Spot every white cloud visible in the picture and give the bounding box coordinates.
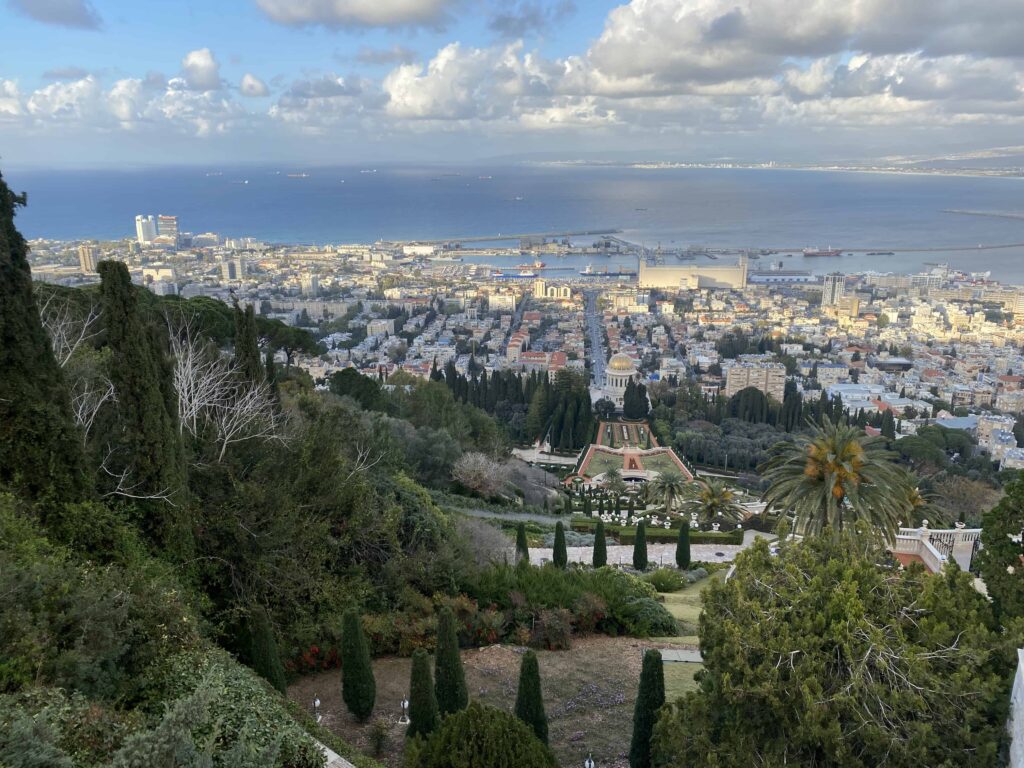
[240,73,270,97]
[181,48,222,92]
[26,76,103,121]
[255,0,457,28]
[0,80,25,119]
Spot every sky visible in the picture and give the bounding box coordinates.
[2,0,1024,168]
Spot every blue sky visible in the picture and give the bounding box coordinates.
[2,0,1023,167]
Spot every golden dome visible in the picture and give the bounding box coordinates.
[607,353,636,372]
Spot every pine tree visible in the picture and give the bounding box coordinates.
[676,522,691,570]
[515,522,530,563]
[514,650,548,745]
[249,606,286,694]
[233,301,263,383]
[593,518,607,568]
[407,648,439,739]
[633,521,648,570]
[0,171,87,503]
[553,521,568,569]
[629,649,665,768]
[341,608,376,721]
[434,607,468,715]
[98,260,187,540]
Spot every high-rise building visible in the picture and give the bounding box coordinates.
[300,273,320,297]
[724,362,786,401]
[220,257,246,281]
[135,215,157,244]
[78,243,99,273]
[822,273,845,307]
[157,215,179,242]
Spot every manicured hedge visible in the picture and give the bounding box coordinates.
[570,519,744,545]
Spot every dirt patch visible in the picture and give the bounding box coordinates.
[287,635,676,768]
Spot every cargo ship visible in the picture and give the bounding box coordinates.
[580,264,638,277]
[516,260,546,269]
[802,247,842,257]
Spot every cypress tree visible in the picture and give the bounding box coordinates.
[629,649,665,768]
[98,260,187,541]
[553,521,568,569]
[514,650,548,745]
[593,518,607,568]
[676,522,691,570]
[341,608,376,721]
[633,521,648,571]
[515,522,530,563]
[434,607,468,715]
[0,171,87,504]
[233,301,263,383]
[264,348,279,401]
[407,648,439,739]
[249,606,287,694]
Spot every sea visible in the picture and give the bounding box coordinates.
[8,164,1024,283]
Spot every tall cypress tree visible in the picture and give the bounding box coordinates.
[676,523,691,570]
[629,649,665,768]
[0,172,87,503]
[434,607,468,715]
[553,521,568,569]
[593,518,607,568]
[98,260,187,538]
[515,522,530,563]
[233,301,263,383]
[407,648,439,739]
[249,606,287,694]
[633,521,648,571]
[514,650,548,745]
[341,608,376,721]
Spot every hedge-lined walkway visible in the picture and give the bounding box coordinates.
[523,531,772,567]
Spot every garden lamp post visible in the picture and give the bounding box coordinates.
[584,753,596,768]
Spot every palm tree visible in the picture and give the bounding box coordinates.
[646,471,689,514]
[679,478,745,523]
[604,468,626,497]
[761,418,914,543]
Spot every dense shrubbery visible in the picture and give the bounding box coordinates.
[643,567,708,593]
[403,701,558,768]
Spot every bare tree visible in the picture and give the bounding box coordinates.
[210,380,285,462]
[168,316,237,438]
[69,370,115,443]
[453,452,508,498]
[166,311,286,462]
[38,291,101,367]
[99,445,176,504]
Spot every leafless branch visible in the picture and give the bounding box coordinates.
[39,292,101,367]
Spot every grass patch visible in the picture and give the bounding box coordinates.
[289,636,668,768]
[663,662,703,701]
[582,451,623,478]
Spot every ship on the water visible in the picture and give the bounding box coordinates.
[580,264,638,277]
[802,247,842,257]
[516,260,546,269]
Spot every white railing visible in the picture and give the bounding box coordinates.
[897,526,982,571]
[891,533,948,574]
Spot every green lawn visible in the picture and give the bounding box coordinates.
[641,452,685,475]
[664,662,703,701]
[659,570,726,635]
[583,450,623,478]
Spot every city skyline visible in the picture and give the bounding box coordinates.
[3,0,1024,168]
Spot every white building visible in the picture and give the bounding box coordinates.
[822,273,845,307]
[301,273,320,297]
[604,352,640,408]
[134,215,157,244]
